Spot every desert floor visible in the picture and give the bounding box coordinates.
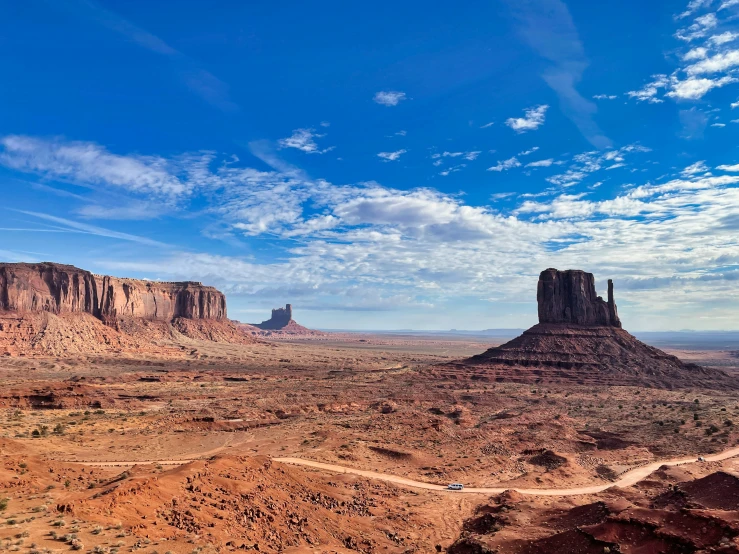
[1,333,738,553]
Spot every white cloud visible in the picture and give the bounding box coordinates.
[719,0,739,8]
[525,159,554,168]
[480,122,495,128]
[373,91,407,106]
[0,135,189,196]
[545,145,651,187]
[593,94,617,100]
[505,105,549,132]
[676,12,718,41]
[433,151,480,162]
[709,31,739,45]
[627,74,669,103]
[686,48,739,74]
[518,147,540,156]
[278,128,334,154]
[8,133,739,329]
[682,160,709,175]
[717,163,739,170]
[712,122,727,126]
[666,75,737,99]
[487,157,521,172]
[377,149,407,162]
[439,164,467,177]
[677,0,714,19]
[683,47,708,60]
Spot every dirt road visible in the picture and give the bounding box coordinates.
[274,445,739,496]
[67,446,739,496]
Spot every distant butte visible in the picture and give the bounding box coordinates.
[441,268,737,389]
[246,304,323,336]
[255,304,294,330]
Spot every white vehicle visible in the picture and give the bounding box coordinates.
[698,456,705,462]
[447,483,464,491]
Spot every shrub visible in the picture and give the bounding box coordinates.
[0,498,8,512]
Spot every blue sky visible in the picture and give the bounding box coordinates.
[2,0,739,330]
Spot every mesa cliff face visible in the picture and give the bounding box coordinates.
[0,262,226,321]
[537,268,620,327]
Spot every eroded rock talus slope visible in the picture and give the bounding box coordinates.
[442,268,736,388]
[0,262,254,356]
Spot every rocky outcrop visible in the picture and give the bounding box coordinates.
[254,304,293,330]
[537,268,620,327]
[445,268,737,389]
[0,262,227,322]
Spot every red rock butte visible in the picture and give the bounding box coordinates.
[255,304,293,330]
[441,268,737,389]
[0,262,227,322]
[0,262,258,356]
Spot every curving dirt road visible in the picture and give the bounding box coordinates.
[274,445,739,496]
[66,445,739,496]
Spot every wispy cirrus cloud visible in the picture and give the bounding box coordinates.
[0,135,189,196]
[526,158,554,168]
[12,210,170,247]
[504,0,610,148]
[545,145,651,187]
[58,0,238,112]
